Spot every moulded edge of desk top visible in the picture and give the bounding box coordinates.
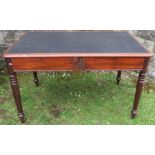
[2,51,153,58]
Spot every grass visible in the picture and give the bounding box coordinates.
[0,71,155,125]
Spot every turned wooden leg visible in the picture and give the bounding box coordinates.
[131,70,146,118]
[5,58,25,123]
[33,72,39,87]
[116,71,121,85]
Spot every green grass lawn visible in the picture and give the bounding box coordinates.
[0,71,155,125]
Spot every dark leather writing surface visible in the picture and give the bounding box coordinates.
[9,31,147,53]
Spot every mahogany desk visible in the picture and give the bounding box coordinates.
[3,31,152,123]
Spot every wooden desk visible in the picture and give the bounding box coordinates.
[3,31,152,123]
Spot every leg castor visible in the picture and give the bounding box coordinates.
[131,110,137,119]
[33,72,39,87]
[116,71,121,85]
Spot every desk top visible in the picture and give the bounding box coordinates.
[4,31,151,58]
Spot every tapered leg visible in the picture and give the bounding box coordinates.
[5,58,25,123]
[131,71,146,118]
[33,72,39,87]
[116,71,121,85]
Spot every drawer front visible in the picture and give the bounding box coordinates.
[85,57,145,70]
[12,57,74,71]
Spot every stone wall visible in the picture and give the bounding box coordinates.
[130,30,155,78]
[0,30,155,79]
